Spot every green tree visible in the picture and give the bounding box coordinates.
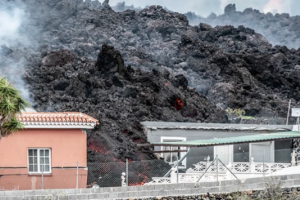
[0,77,28,138]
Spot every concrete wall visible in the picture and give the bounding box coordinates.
[1,173,300,200]
[0,129,87,190]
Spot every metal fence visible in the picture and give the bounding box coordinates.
[0,148,296,190]
[86,148,295,187]
[234,149,292,163]
[87,159,171,187]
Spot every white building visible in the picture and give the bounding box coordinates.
[140,122,300,183]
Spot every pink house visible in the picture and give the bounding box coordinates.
[0,112,98,190]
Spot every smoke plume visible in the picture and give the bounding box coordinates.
[111,0,299,16]
[0,8,24,45]
[263,0,292,14]
[0,1,35,105]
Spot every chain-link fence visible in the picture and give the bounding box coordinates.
[233,149,292,163]
[86,148,296,187]
[0,148,296,190]
[87,159,171,187]
[87,161,126,187]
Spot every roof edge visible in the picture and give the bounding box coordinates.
[150,131,300,147]
[17,112,99,125]
[23,124,96,129]
[141,121,293,131]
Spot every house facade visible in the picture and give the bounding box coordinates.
[0,112,98,190]
[141,122,297,169]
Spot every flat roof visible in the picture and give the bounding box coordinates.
[141,122,293,131]
[149,131,300,147]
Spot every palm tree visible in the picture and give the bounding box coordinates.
[0,77,29,138]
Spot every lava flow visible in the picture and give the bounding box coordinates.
[128,174,148,186]
[174,98,184,110]
[88,141,109,155]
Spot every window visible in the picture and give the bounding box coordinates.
[161,137,186,168]
[28,148,51,173]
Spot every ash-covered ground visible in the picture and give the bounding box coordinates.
[1,0,300,161]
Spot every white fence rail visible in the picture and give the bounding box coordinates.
[187,161,291,174]
[146,160,292,184]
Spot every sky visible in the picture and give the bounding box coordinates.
[109,0,299,17]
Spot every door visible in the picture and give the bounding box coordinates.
[251,142,274,163]
[214,145,232,164]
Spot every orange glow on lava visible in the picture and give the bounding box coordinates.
[88,142,109,155]
[133,138,142,142]
[129,174,148,186]
[174,98,183,110]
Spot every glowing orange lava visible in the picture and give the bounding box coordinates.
[129,174,148,186]
[174,98,183,110]
[88,143,109,155]
[133,138,142,142]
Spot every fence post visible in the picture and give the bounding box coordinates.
[206,155,210,169]
[291,150,296,166]
[76,162,78,189]
[176,156,179,183]
[250,157,255,173]
[170,168,176,183]
[286,99,291,125]
[41,163,44,189]
[126,159,129,187]
[121,172,126,187]
[216,155,219,182]
[263,151,265,180]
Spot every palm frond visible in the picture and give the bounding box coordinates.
[0,98,17,116]
[0,77,28,137]
[2,117,24,134]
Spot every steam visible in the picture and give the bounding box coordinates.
[220,0,231,11]
[0,1,34,105]
[0,8,24,45]
[263,0,292,14]
[111,0,299,16]
[220,0,294,15]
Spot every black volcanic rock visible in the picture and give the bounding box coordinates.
[101,0,110,10]
[28,45,228,162]
[199,23,212,31]
[95,44,126,75]
[224,4,236,15]
[186,4,300,49]
[1,0,300,164]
